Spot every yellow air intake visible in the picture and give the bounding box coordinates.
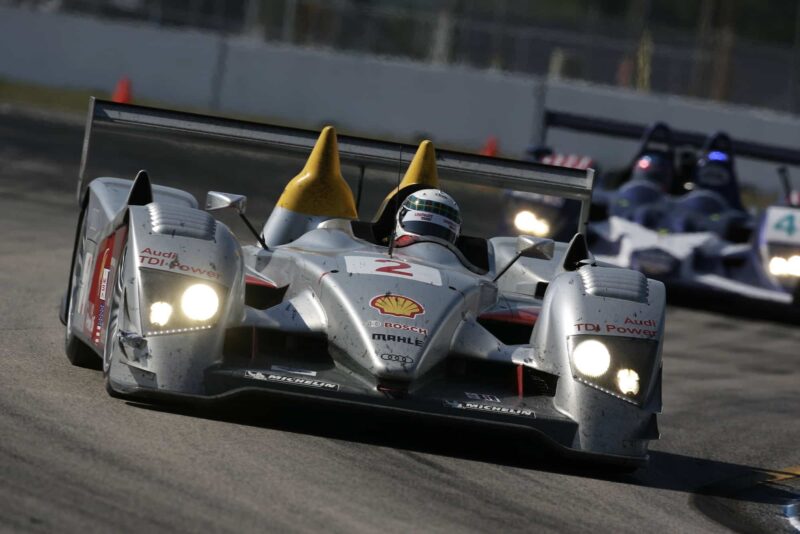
[381,140,439,207]
[276,126,358,219]
[399,140,439,190]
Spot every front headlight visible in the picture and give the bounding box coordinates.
[514,210,550,236]
[149,301,173,326]
[569,335,659,405]
[181,283,219,321]
[616,369,640,395]
[572,339,610,377]
[139,269,224,336]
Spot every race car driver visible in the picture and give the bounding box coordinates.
[394,189,461,246]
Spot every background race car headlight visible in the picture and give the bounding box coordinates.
[568,335,659,405]
[768,255,800,277]
[513,210,550,236]
[572,339,610,377]
[139,269,225,336]
[764,243,800,288]
[181,284,219,321]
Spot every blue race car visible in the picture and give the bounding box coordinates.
[506,112,800,320]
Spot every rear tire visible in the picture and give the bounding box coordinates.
[64,202,102,370]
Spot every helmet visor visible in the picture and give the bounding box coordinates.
[400,220,457,243]
[399,208,459,243]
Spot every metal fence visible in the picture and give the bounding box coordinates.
[5,0,800,114]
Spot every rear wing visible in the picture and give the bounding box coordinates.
[542,110,800,166]
[79,98,595,233]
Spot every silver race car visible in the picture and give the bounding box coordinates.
[61,99,665,468]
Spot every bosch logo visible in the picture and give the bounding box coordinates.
[380,354,415,364]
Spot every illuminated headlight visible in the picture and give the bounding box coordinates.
[140,269,224,335]
[769,255,800,277]
[572,339,610,377]
[569,336,659,406]
[514,210,550,236]
[616,369,640,396]
[792,256,800,276]
[149,301,172,326]
[181,283,220,321]
[769,256,788,276]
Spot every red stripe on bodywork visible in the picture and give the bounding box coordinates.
[245,274,276,288]
[540,153,594,170]
[86,233,116,344]
[84,226,128,348]
[478,308,539,326]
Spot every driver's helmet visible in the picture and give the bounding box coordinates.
[630,153,673,191]
[395,189,461,244]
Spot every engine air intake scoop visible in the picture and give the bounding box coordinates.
[276,126,357,219]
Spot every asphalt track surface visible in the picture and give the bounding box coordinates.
[1,107,799,533]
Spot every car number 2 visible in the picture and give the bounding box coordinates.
[344,256,442,286]
[374,259,413,277]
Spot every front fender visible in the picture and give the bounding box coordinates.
[107,202,244,395]
[531,264,665,457]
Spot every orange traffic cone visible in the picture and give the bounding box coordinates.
[111,76,132,104]
[479,136,498,157]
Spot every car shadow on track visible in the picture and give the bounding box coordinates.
[126,395,794,508]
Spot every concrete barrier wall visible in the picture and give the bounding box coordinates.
[0,7,221,109]
[219,38,539,153]
[0,7,541,154]
[1,5,799,188]
[542,81,800,186]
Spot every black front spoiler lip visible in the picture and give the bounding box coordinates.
[112,372,649,468]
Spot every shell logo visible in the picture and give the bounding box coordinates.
[370,294,424,318]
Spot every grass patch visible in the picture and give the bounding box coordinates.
[0,78,107,115]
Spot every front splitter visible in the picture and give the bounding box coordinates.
[109,366,649,469]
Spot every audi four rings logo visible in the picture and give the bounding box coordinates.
[380,354,415,364]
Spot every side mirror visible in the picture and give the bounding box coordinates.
[494,235,556,282]
[206,191,247,214]
[516,235,554,260]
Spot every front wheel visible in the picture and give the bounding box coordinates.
[103,245,127,399]
[64,202,102,370]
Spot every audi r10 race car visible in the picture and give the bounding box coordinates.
[511,111,800,319]
[61,99,666,468]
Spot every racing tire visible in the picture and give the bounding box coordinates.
[103,243,128,399]
[64,201,102,370]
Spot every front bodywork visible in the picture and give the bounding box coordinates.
[105,225,664,463]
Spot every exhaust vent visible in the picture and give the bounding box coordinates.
[148,204,216,240]
[579,266,648,303]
